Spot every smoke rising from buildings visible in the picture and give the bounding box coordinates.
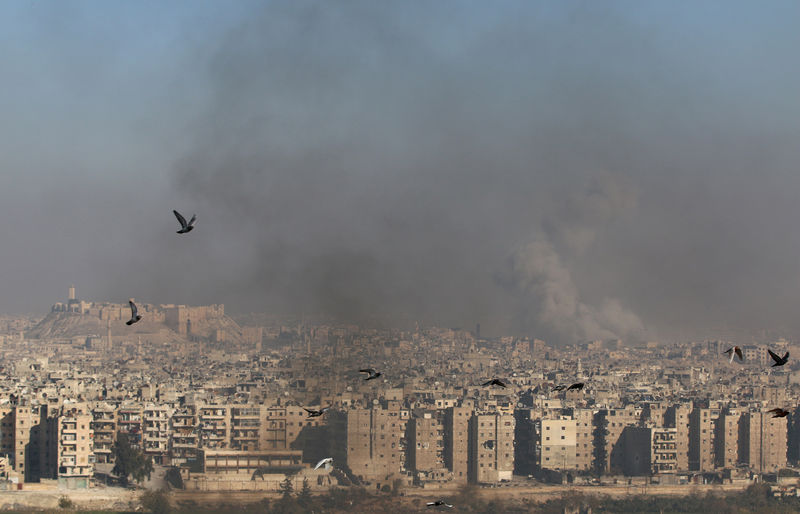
[2,2,800,343]
[170,1,654,342]
[502,174,644,343]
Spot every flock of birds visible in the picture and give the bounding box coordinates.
[121,213,793,508]
[723,345,791,419]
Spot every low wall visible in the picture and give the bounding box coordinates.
[185,470,334,492]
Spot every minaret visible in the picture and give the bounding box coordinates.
[106,319,112,353]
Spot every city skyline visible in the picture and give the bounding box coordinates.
[0,298,797,511]
[2,2,800,509]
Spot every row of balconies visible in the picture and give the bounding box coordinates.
[200,410,227,418]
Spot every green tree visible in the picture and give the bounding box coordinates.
[112,433,154,485]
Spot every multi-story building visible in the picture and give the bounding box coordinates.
[29,404,58,482]
[573,409,594,472]
[741,346,769,367]
[468,413,514,483]
[689,406,721,471]
[199,405,230,450]
[538,416,577,471]
[665,403,691,471]
[90,404,116,464]
[606,405,641,474]
[143,404,171,464]
[346,403,408,483]
[346,409,371,479]
[621,426,677,475]
[444,405,471,482]
[0,403,33,478]
[170,406,199,466]
[263,404,314,450]
[57,406,94,488]
[231,406,261,451]
[714,408,741,469]
[651,427,678,474]
[740,410,787,472]
[407,412,444,474]
[117,405,143,450]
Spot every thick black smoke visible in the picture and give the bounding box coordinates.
[166,2,650,343]
[158,1,800,343]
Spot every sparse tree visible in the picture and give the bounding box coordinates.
[58,496,74,510]
[279,474,294,499]
[298,478,313,505]
[140,489,171,514]
[112,433,154,485]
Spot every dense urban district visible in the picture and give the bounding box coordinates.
[1,288,800,511]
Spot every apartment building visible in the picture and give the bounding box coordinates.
[170,405,199,466]
[142,404,171,464]
[665,403,691,471]
[263,404,314,450]
[606,405,642,474]
[199,405,229,450]
[689,406,721,471]
[538,417,577,471]
[346,404,409,483]
[714,408,741,469]
[741,346,769,367]
[621,426,677,475]
[117,405,143,450]
[407,412,444,473]
[231,406,261,451]
[90,404,116,464]
[573,409,594,472]
[740,410,787,472]
[57,406,94,488]
[468,413,514,483]
[0,403,33,478]
[444,405,471,482]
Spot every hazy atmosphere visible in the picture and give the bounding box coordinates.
[3,0,800,343]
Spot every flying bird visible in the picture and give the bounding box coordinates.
[767,408,790,418]
[359,368,382,381]
[723,346,743,363]
[303,406,329,418]
[126,300,142,326]
[567,382,584,391]
[173,210,197,234]
[426,500,454,508]
[552,385,567,392]
[768,349,790,367]
[314,457,333,470]
[482,379,507,388]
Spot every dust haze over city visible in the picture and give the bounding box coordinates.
[2,1,800,512]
